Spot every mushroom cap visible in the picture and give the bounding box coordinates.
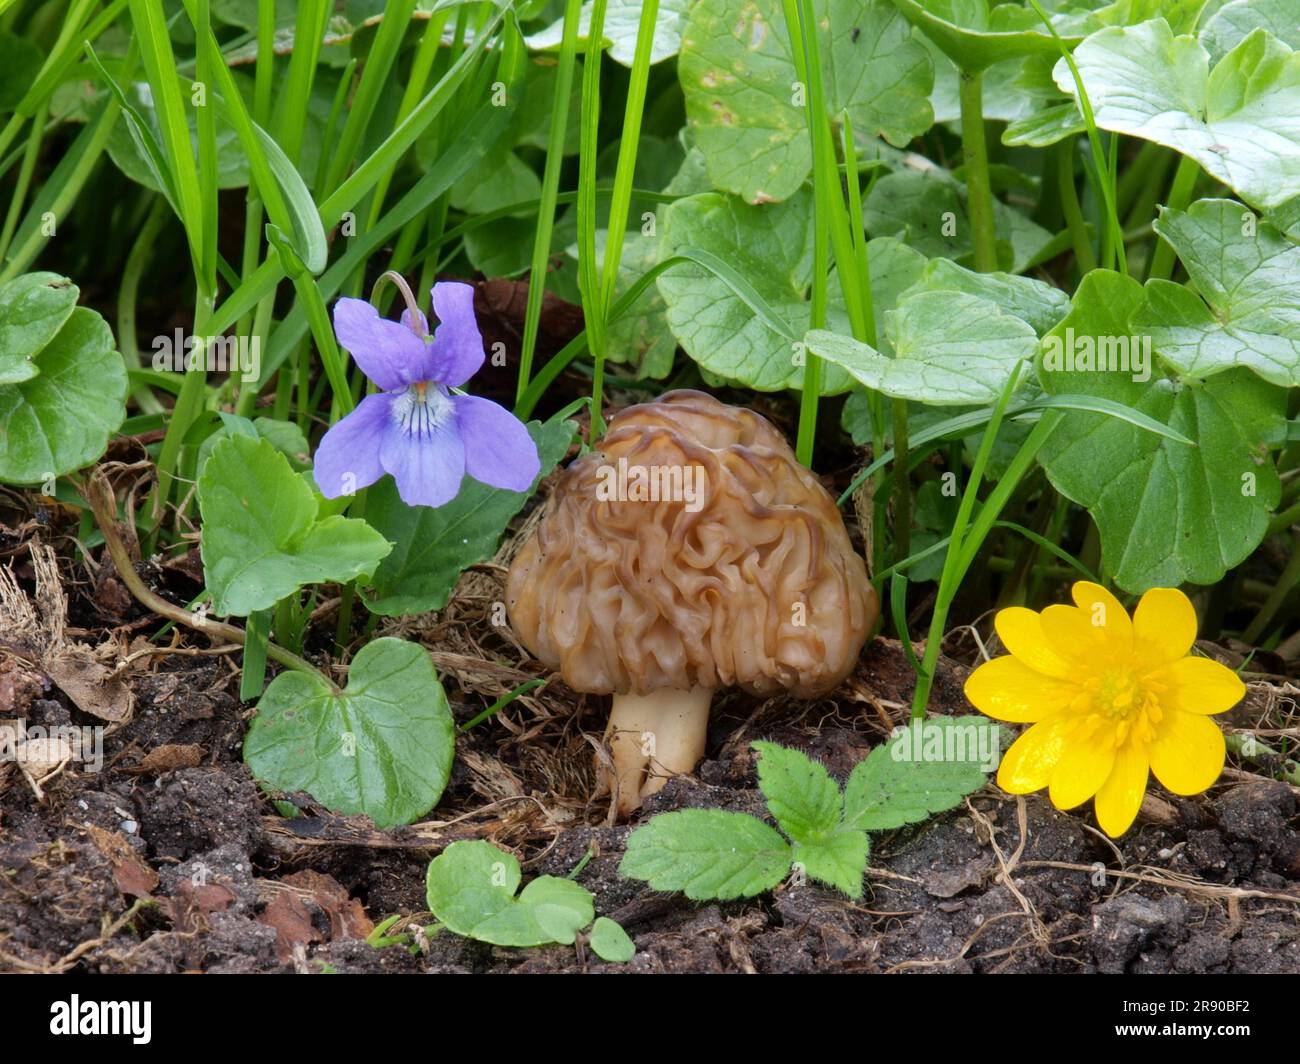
[507,390,877,699]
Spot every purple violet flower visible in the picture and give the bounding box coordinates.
[313,281,539,508]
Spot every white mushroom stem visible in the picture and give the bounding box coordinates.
[604,688,713,817]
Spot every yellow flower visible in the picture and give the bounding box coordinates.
[964,582,1244,837]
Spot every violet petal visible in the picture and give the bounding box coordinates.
[454,394,539,492]
[312,392,393,498]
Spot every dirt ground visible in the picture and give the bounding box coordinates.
[3,536,1298,977]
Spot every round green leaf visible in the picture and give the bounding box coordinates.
[680,0,933,204]
[0,272,78,385]
[245,638,454,828]
[589,917,636,963]
[890,0,1084,72]
[0,305,126,484]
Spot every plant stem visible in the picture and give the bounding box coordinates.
[1242,531,1300,645]
[84,470,334,689]
[1146,154,1200,282]
[958,69,997,273]
[890,398,911,564]
[1056,138,1096,275]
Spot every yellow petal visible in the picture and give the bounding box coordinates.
[1049,732,1116,810]
[1070,581,1133,652]
[994,607,1077,679]
[1133,587,1197,665]
[1153,656,1245,715]
[997,717,1074,794]
[1093,742,1149,838]
[1039,604,1107,661]
[965,656,1078,723]
[1148,711,1226,796]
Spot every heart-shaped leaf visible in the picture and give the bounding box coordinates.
[806,290,1039,404]
[680,0,933,204]
[1037,269,1286,591]
[0,272,78,385]
[1134,198,1300,387]
[425,840,595,946]
[1054,22,1300,210]
[0,300,126,484]
[199,433,391,615]
[245,637,455,828]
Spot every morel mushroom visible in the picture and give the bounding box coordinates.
[507,390,877,815]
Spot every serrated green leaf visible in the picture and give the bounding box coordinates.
[679,0,933,204]
[619,809,792,900]
[362,419,573,616]
[1133,199,1300,387]
[0,305,126,484]
[843,717,997,831]
[1037,269,1286,591]
[0,272,78,385]
[588,917,636,963]
[199,434,392,615]
[792,829,870,898]
[806,291,1039,405]
[426,840,595,947]
[245,638,455,828]
[1056,21,1300,210]
[752,741,842,844]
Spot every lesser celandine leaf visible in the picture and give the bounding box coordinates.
[0,303,126,484]
[752,741,842,843]
[1199,0,1300,62]
[363,419,573,616]
[656,192,929,391]
[199,434,391,616]
[842,717,997,831]
[619,809,793,900]
[863,168,1054,272]
[806,290,1039,404]
[1134,199,1300,387]
[1054,22,1300,210]
[0,272,78,385]
[899,258,1071,337]
[889,0,1085,72]
[525,0,693,66]
[679,0,933,204]
[1036,270,1286,591]
[426,840,595,947]
[245,638,455,828]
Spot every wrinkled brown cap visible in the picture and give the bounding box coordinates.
[507,390,877,699]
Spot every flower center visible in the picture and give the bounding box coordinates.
[1076,668,1164,747]
[392,381,453,439]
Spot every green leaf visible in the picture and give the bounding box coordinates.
[1056,21,1300,210]
[1133,198,1300,387]
[900,257,1071,337]
[362,419,573,616]
[657,192,926,392]
[792,830,870,899]
[619,809,793,900]
[679,0,933,204]
[526,0,693,65]
[426,840,595,947]
[1037,269,1286,590]
[588,917,636,963]
[196,414,312,477]
[864,168,1054,273]
[889,0,1085,71]
[843,717,997,831]
[0,272,78,385]
[1200,0,1300,63]
[0,305,126,484]
[806,290,1039,404]
[0,31,44,112]
[245,638,455,828]
[199,434,392,616]
[752,741,842,844]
